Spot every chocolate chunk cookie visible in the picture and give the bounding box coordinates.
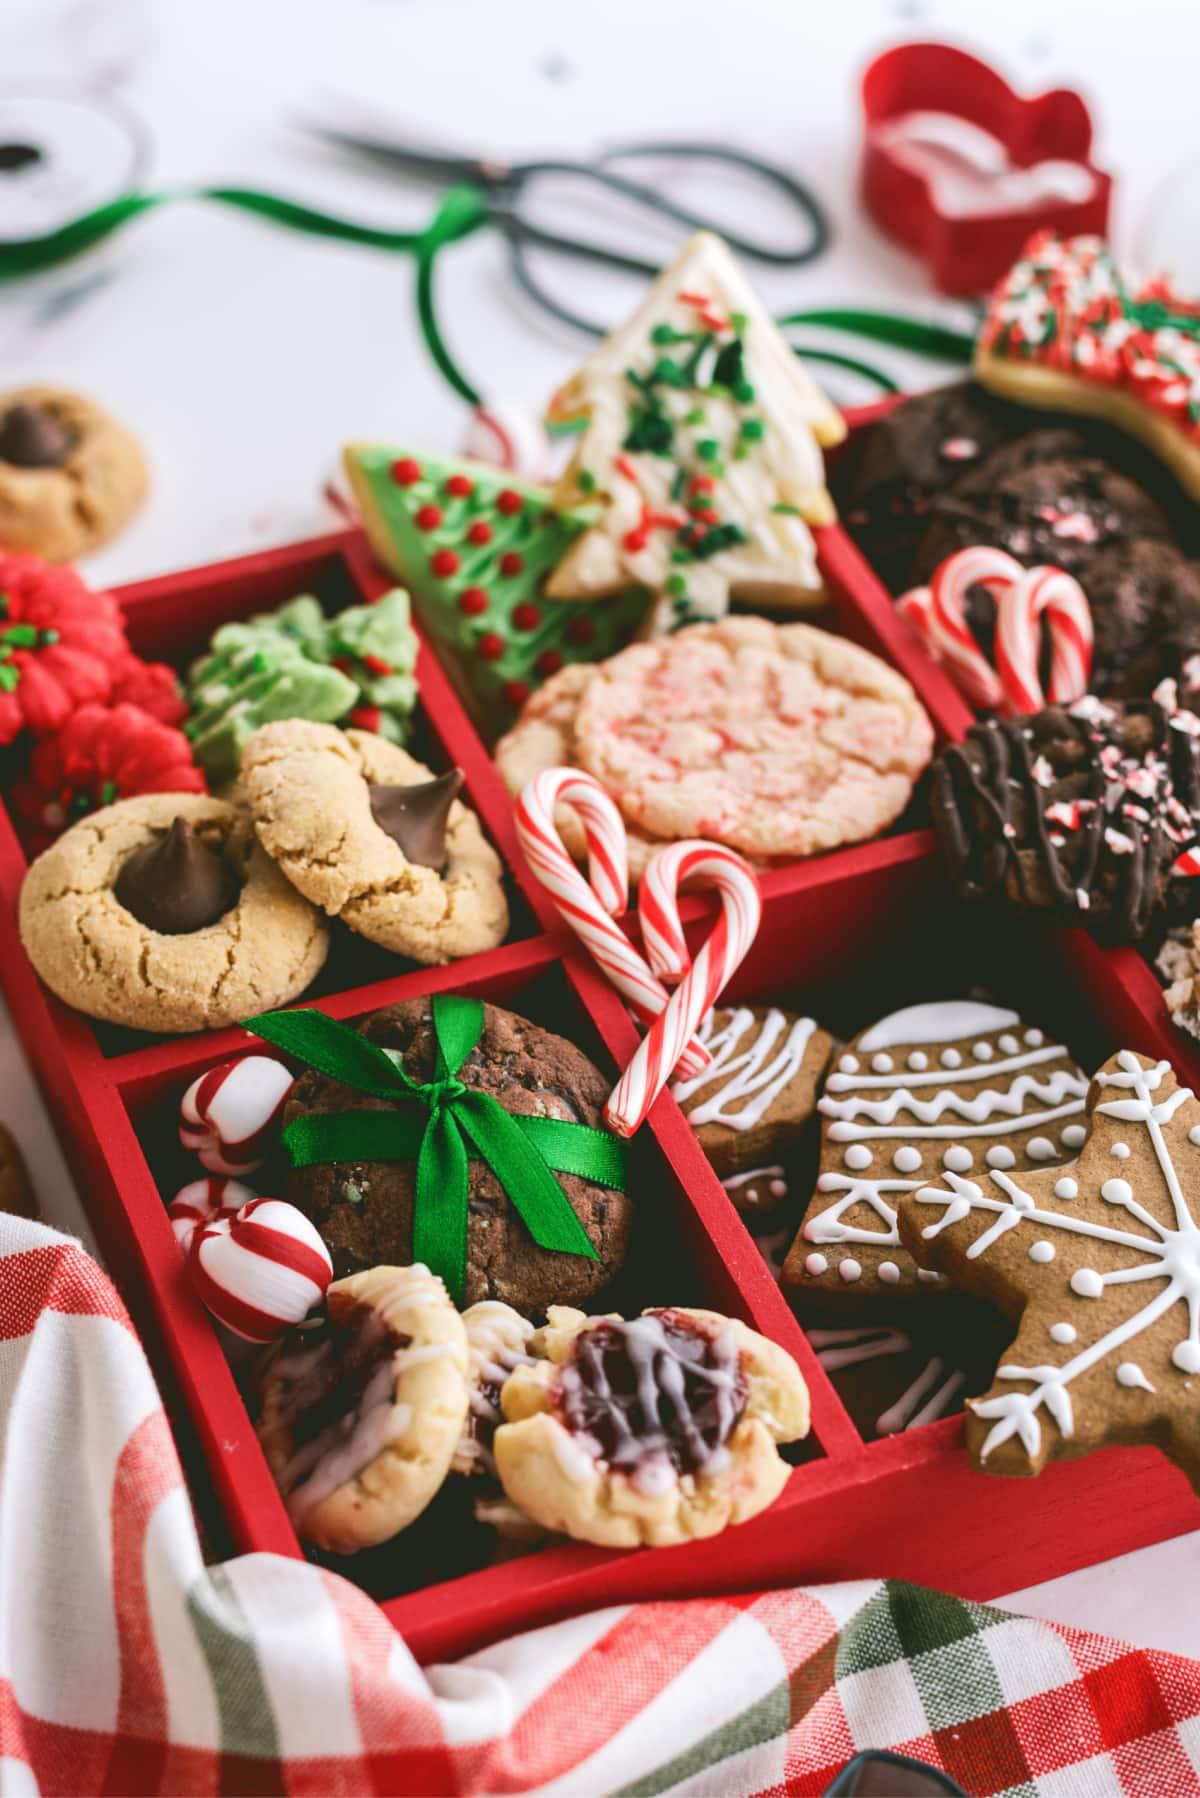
[931,698,1200,939]
[286,999,634,1310]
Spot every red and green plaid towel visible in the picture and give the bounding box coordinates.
[2,1212,1198,1797]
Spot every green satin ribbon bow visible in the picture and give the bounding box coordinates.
[243,994,625,1302]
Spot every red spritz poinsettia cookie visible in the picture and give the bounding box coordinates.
[0,554,128,744]
[107,651,187,726]
[10,702,206,853]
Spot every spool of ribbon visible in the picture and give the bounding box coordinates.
[243,993,627,1303]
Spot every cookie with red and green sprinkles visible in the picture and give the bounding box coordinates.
[343,444,649,737]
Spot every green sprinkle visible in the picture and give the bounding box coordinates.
[664,572,688,597]
[0,661,22,692]
[711,338,745,392]
[696,438,720,462]
[670,467,687,503]
[651,322,681,345]
[670,548,694,565]
[684,406,706,426]
[0,593,8,616]
[2,624,40,648]
[734,380,756,404]
[577,468,597,495]
[740,418,765,442]
[691,521,748,560]
[652,357,685,387]
[731,312,748,335]
[38,628,60,647]
[623,408,674,456]
[772,503,802,516]
[99,780,118,806]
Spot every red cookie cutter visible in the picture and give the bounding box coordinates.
[860,42,1112,296]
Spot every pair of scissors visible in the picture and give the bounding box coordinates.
[304,122,830,337]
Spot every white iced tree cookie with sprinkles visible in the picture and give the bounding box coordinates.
[544,230,845,626]
[898,1051,1200,1489]
[783,1000,1088,1296]
[493,1304,809,1548]
[975,232,1200,501]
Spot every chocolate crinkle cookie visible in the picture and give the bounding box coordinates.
[931,695,1200,940]
[286,999,634,1310]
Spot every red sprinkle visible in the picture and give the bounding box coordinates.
[467,520,493,546]
[497,489,523,515]
[614,455,640,484]
[331,655,354,675]
[458,587,489,616]
[431,548,460,577]
[445,473,474,497]
[512,603,541,631]
[361,653,394,677]
[349,704,382,731]
[566,616,595,646]
[689,475,717,494]
[390,458,421,486]
[536,649,564,678]
[477,631,505,661]
[502,680,531,708]
[416,504,442,530]
[499,551,525,577]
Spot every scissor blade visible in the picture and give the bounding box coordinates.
[297,117,505,187]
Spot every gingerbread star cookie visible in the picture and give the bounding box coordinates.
[898,1050,1200,1489]
[784,1000,1088,1295]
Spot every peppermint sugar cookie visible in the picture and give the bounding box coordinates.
[494,1304,809,1548]
[898,1051,1200,1488]
[674,1005,834,1210]
[784,1000,1088,1296]
[257,1263,469,1552]
[574,617,934,859]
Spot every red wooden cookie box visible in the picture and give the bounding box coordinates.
[1,406,1198,1666]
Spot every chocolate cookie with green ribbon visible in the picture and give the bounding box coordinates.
[246,994,634,1310]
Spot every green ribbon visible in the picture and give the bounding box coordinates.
[243,993,622,1302]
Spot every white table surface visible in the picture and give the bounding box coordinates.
[5,0,1200,1657]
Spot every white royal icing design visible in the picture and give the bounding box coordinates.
[914,1053,1200,1465]
[803,1003,1086,1283]
[808,1327,967,1435]
[676,1008,817,1131]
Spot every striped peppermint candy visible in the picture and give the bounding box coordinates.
[179,1055,295,1176]
[515,766,710,1079]
[189,1198,333,1343]
[994,564,1093,715]
[606,843,762,1137]
[167,1177,256,1256]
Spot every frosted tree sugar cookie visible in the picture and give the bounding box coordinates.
[544,231,844,624]
[257,1263,469,1552]
[493,1304,809,1548]
[674,1006,834,1212]
[573,617,934,859]
[898,1051,1200,1490]
[784,1000,1088,1296]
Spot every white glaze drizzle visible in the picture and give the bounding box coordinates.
[913,1054,1200,1465]
[675,1007,817,1131]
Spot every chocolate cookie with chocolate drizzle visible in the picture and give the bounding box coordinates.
[932,696,1200,939]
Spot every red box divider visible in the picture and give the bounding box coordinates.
[3,408,1198,1664]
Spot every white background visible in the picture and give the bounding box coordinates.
[4,0,1200,1654]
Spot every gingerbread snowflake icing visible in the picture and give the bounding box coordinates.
[900,1050,1200,1486]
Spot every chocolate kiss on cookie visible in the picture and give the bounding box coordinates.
[783,1000,1087,1297]
[897,1049,1200,1489]
[368,768,463,870]
[0,402,74,469]
[114,816,240,934]
[672,1005,834,1214]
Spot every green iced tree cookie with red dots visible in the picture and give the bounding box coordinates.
[343,445,649,735]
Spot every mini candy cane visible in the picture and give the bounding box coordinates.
[179,1055,295,1176]
[516,767,710,1079]
[605,844,762,1137]
[189,1197,332,1343]
[994,564,1093,714]
[168,1176,256,1255]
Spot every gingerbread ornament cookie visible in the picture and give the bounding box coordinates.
[784,1000,1088,1295]
[898,1050,1200,1488]
[674,1005,833,1210]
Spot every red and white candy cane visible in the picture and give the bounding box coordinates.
[605,843,762,1137]
[189,1197,333,1343]
[179,1054,295,1176]
[168,1176,255,1255]
[899,547,1093,717]
[993,564,1093,714]
[515,767,710,1079]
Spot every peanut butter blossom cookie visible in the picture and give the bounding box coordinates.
[785,1000,1087,1296]
[0,385,147,561]
[239,721,507,964]
[19,793,329,1033]
[258,1262,470,1552]
[494,1303,809,1548]
[573,617,934,858]
[343,445,647,735]
[898,1050,1200,1490]
[545,229,844,626]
